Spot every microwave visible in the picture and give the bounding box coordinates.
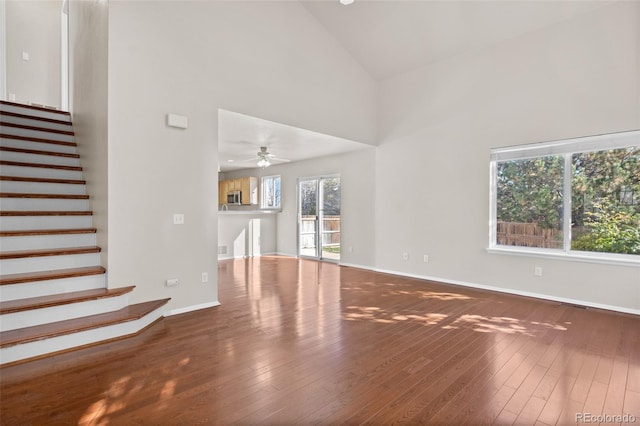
[227,190,242,205]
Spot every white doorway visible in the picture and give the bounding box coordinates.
[298,176,341,261]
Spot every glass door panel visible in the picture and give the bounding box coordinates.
[320,177,341,261]
[298,176,341,261]
[299,179,318,257]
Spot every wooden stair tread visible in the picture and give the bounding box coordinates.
[0,111,72,126]
[0,266,106,286]
[0,122,74,136]
[0,193,89,199]
[0,299,170,348]
[0,146,79,159]
[0,211,92,216]
[0,160,82,172]
[0,134,76,147]
[0,286,135,314]
[0,228,96,237]
[0,246,101,260]
[0,176,85,184]
[0,100,70,117]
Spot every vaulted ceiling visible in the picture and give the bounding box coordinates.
[219,0,612,171]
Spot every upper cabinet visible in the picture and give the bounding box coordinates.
[219,176,258,205]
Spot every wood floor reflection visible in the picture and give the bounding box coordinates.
[1,256,639,425]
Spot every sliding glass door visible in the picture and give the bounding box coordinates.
[298,176,341,261]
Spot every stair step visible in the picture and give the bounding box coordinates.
[0,160,82,172]
[0,210,92,217]
[0,122,74,136]
[0,265,105,286]
[0,228,96,237]
[0,195,89,212]
[0,193,89,200]
[1,131,75,146]
[0,246,101,260]
[0,286,134,315]
[1,271,106,302]
[0,111,74,133]
[0,229,97,251]
[0,101,71,122]
[0,146,79,158]
[0,299,170,348]
[0,215,92,232]
[0,176,85,185]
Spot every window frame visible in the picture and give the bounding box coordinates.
[488,130,640,266]
[260,175,282,211]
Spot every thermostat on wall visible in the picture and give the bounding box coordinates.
[167,113,188,129]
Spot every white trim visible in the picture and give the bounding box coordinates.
[487,246,640,267]
[0,0,6,101]
[373,267,640,316]
[490,130,640,161]
[339,261,376,271]
[164,301,220,317]
[60,0,68,111]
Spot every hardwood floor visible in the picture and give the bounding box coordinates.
[1,256,639,425]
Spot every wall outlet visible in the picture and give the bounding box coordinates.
[423,254,429,263]
[534,266,543,277]
[202,272,209,283]
[402,252,409,261]
[173,213,185,225]
[166,278,179,287]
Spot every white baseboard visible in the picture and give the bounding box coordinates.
[374,267,640,316]
[164,301,220,317]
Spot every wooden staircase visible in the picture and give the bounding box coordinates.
[0,101,169,366]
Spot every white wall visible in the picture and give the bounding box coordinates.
[5,0,61,107]
[224,147,377,268]
[68,0,109,269]
[218,213,277,259]
[105,1,376,312]
[376,2,640,313]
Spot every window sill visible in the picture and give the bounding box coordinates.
[486,246,640,267]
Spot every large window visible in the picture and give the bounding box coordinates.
[261,175,281,210]
[490,130,639,263]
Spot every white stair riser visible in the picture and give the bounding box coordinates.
[1,294,130,332]
[0,233,96,251]
[0,308,163,365]
[0,273,106,301]
[0,215,92,231]
[0,104,70,122]
[0,126,75,143]
[0,252,101,274]
[0,180,86,195]
[0,165,83,180]
[0,115,73,132]
[0,197,89,211]
[0,138,77,154]
[0,150,80,167]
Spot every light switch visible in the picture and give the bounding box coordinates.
[22,52,29,61]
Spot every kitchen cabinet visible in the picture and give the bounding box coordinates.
[218,180,228,204]
[240,177,258,205]
[219,176,258,205]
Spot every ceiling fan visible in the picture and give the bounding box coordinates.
[238,146,291,169]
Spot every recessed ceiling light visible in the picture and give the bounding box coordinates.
[227,159,234,163]
[340,0,354,5]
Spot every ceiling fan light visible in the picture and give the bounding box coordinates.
[257,158,271,168]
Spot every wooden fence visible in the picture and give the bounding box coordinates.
[497,221,562,249]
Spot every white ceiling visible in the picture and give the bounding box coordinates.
[220,0,612,171]
[301,0,611,81]
[218,109,370,172]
